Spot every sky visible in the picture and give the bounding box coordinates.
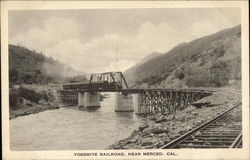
[9,8,240,73]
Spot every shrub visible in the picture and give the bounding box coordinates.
[210,61,231,87]
[9,89,19,110]
[184,64,213,87]
[18,87,42,103]
[214,45,225,57]
[9,69,19,83]
[175,70,185,79]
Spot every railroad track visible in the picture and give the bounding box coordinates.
[160,102,242,149]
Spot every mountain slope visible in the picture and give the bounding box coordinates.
[9,44,86,84]
[124,25,241,88]
[124,52,162,85]
[137,52,162,65]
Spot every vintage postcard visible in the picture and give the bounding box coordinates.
[1,1,249,160]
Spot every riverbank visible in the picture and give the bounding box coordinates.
[107,90,241,149]
[9,84,61,119]
[10,104,60,119]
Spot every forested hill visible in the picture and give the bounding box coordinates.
[124,25,241,88]
[9,44,87,84]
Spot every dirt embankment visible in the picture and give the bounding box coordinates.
[9,84,62,119]
[107,90,241,149]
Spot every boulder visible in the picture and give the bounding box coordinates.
[169,134,176,140]
[140,132,149,137]
[38,99,47,104]
[145,126,168,134]
[155,117,168,123]
[139,123,149,132]
[176,114,186,122]
[140,137,157,146]
[127,138,138,144]
[163,137,171,143]
[147,116,157,121]
[26,102,33,107]
[130,130,139,138]
[192,111,198,116]
[185,125,193,131]
[167,115,175,121]
[192,102,211,108]
[195,131,202,136]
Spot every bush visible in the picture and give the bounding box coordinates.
[9,89,19,110]
[9,69,19,83]
[184,63,213,87]
[210,61,231,87]
[175,70,185,79]
[18,87,42,103]
[214,45,225,57]
[185,61,231,87]
[186,73,212,87]
[9,86,54,110]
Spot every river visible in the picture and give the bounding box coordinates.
[10,93,145,150]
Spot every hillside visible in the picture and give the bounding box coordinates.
[9,44,89,115]
[124,52,162,85]
[9,44,87,85]
[124,25,241,88]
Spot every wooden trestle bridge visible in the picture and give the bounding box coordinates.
[58,72,214,114]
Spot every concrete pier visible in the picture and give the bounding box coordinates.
[78,92,100,108]
[78,92,85,107]
[84,92,100,108]
[133,94,147,114]
[115,93,134,112]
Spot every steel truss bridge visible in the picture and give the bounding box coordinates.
[58,72,214,115]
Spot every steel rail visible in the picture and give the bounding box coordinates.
[229,132,242,148]
[160,102,241,149]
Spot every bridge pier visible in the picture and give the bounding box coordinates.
[115,93,134,112]
[133,94,146,114]
[78,92,100,108]
[78,92,85,107]
[84,92,100,108]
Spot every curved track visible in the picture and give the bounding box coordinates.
[160,102,242,149]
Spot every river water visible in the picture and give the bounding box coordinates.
[10,93,145,150]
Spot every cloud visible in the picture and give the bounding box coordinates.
[11,16,83,53]
[10,13,240,73]
[88,59,137,73]
[135,21,182,52]
[43,21,182,73]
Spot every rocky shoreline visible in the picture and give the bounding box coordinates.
[107,90,241,149]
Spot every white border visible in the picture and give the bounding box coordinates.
[1,1,249,160]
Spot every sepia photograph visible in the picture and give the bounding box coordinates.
[1,1,249,160]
